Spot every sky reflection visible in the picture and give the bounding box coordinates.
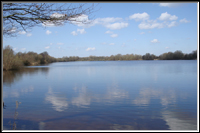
[71,86,91,108]
[45,87,68,112]
[104,82,129,103]
[162,110,197,130]
[3,85,34,99]
[3,61,197,130]
[133,88,176,106]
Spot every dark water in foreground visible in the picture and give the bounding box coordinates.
[3,60,197,130]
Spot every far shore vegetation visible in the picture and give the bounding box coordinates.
[3,45,197,71]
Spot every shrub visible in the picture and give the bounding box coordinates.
[3,46,23,70]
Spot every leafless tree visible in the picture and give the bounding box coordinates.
[3,2,98,37]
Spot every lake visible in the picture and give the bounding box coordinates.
[3,60,197,130]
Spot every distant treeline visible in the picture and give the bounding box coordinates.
[56,50,197,61]
[3,45,197,71]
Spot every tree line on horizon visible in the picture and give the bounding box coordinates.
[3,45,197,71]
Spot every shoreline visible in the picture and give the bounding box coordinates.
[3,59,197,71]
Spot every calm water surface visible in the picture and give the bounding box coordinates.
[3,60,197,130]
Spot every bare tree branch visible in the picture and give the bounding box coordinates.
[3,2,99,37]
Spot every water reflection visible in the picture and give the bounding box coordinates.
[3,91,20,98]
[45,87,68,112]
[110,124,135,130]
[3,85,34,98]
[20,86,34,93]
[72,86,91,108]
[71,83,129,107]
[162,110,197,130]
[105,83,129,102]
[7,101,21,130]
[38,121,45,130]
[133,88,176,106]
[3,61,197,130]
[132,87,196,130]
[3,67,49,86]
[86,67,96,76]
[45,83,129,111]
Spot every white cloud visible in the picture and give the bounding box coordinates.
[170,15,178,21]
[165,47,170,49]
[71,31,78,36]
[158,12,178,21]
[69,15,129,30]
[57,43,64,45]
[151,39,159,43]
[138,20,165,29]
[18,31,34,37]
[42,22,56,27]
[105,22,129,30]
[132,12,180,30]
[77,29,86,34]
[95,17,128,30]
[129,12,150,21]
[18,31,26,34]
[180,18,191,23]
[86,17,123,28]
[86,47,95,51]
[69,14,92,27]
[96,17,123,24]
[51,13,65,18]
[105,30,118,38]
[42,13,66,27]
[46,30,52,35]
[71,15,127,29]
[159,3,184,8]
[109,43,115,45]
[9,27,17,33]
[105,30,113,34]
[45,46,50,49]
[71,29,86,35]
[26,33,32,37]
[138,18,179,30]
[167,21,178,28]
[110,34,118,38]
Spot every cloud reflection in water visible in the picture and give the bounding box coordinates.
[132,87,197,130]
[45,87,68,112]
[133,88,176,106]
[105,83,129,103]
[3,85,34,99]
[71,86,91,108]
[162,110,197,130]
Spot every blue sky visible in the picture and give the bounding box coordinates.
[3,2,198,58]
